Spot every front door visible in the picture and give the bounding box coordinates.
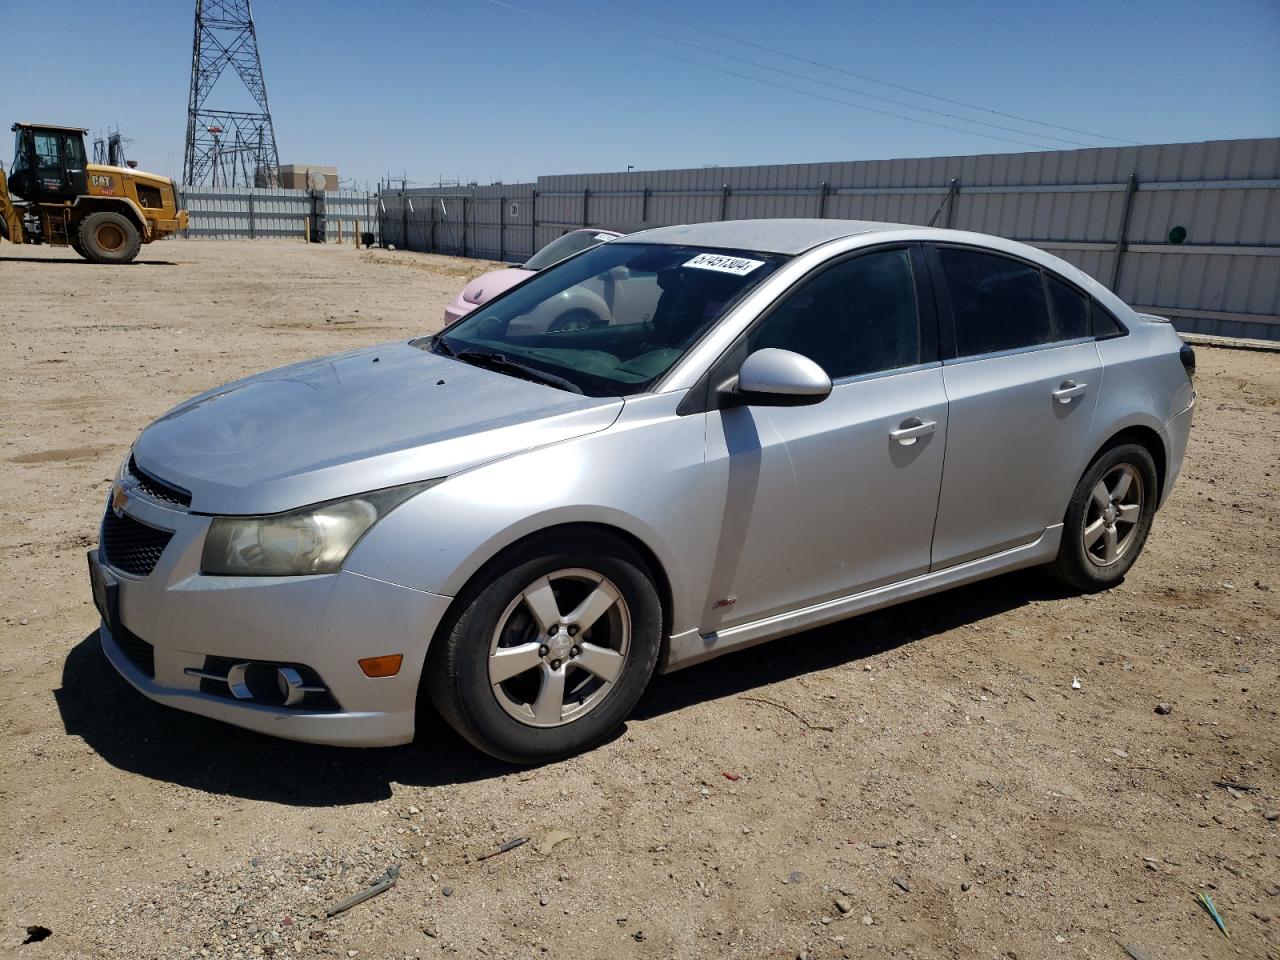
[928,244,1103,569]
[701,245,948,631]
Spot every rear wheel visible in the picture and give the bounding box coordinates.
[78,211,141,264]
[425,531,662,762]
[1049,442,1158,592]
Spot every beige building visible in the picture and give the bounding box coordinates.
[275,164,339,191]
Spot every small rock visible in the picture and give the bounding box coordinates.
[819,915,832,925]
[834,898,852,914]
[408,805,420,815]
[960,881,972,892]
[632,931,645,942]
[1071,677,1082,690]
[347,952,359,959]
[1112,748,1130,758]
[1123,945,1153,960]
[441,885,454,897]
[1264,810,1279,822]
[784,870,804,884]
[891,875,911,893]
[860,914,873,926]
[18,617,29,626]
[1154,703,1173,715]
[1143,859,1159,872]
[869,841,890,849]
[538,893,549,907]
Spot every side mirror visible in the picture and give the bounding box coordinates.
[728,348,832,407]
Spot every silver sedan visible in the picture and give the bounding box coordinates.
[90,219,1195,761]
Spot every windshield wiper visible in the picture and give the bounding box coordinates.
[431,334,456,358]
[454,349,584,394]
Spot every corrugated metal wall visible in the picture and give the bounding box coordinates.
[179,186,378,243]
[381,137,1279,340]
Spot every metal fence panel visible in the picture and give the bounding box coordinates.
[377,138,1279,338]
[179,186,378,243]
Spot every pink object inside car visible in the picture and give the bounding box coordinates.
[443,228,623,324]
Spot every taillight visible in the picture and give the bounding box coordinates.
[1179,343,1196,379]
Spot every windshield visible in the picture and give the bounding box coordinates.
[524,230,618,271]
[434,242,786,396]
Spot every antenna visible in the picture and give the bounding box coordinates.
[183,0,281,187]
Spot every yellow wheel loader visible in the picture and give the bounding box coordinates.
[0,122,188,264]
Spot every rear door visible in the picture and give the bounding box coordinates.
[702,245,948,631]
[927,244,1102,569]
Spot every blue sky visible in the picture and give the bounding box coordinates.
[4,0,1277,188]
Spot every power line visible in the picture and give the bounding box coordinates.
[481,0,1065,151]
[540,0,1101,148]
[608,0,1140,146]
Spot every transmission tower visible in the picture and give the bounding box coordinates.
[183,0,280,187]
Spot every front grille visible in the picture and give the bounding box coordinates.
[100,509,174,577]
[114,624,155,678]
[127,456,191,508]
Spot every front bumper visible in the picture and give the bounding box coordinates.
[443,291,478,325]
[94,493,453,747]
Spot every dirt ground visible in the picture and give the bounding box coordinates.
[1,239,1276,960]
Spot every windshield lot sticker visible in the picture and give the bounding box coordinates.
[684,253,765,276]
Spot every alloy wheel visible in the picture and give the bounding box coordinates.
[1083,463,1144,567]
[487,567,631,727]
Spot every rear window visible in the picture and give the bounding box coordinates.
[524,230,616,271]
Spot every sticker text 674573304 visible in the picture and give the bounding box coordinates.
[683,253,765,276]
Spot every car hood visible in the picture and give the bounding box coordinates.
[132,340,622,515]
[458,267,531,306]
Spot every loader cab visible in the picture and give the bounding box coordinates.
[8,123,89,203]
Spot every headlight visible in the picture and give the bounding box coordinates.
[201,480,440,576]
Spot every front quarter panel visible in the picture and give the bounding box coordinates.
[343,391,718,637]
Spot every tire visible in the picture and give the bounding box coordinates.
[1049,442,1159,592]
[78,211,141,264]
[425,530,662,763]
[70,238,88,260]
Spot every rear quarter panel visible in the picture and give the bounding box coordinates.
[1091,314,1195,500]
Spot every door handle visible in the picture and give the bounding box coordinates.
[1052,380,1089,403]
[889,418,937,445]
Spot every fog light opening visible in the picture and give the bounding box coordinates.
[359,654,403,678]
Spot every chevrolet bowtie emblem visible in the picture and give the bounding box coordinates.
[111,483,129,518]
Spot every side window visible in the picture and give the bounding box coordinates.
[1091,300,1125,338]
[1045,274,1090,341]
[747,248,921,380]
[937,248,1051,356]
[61,132,86,167]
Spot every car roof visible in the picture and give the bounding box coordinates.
[617,218,908,255]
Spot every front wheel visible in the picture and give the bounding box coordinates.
[425,531,662,762]
[1049,442,1158,592]
[78,211,141,264]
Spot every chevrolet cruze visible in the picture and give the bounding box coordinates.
[90,219,1195,762]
